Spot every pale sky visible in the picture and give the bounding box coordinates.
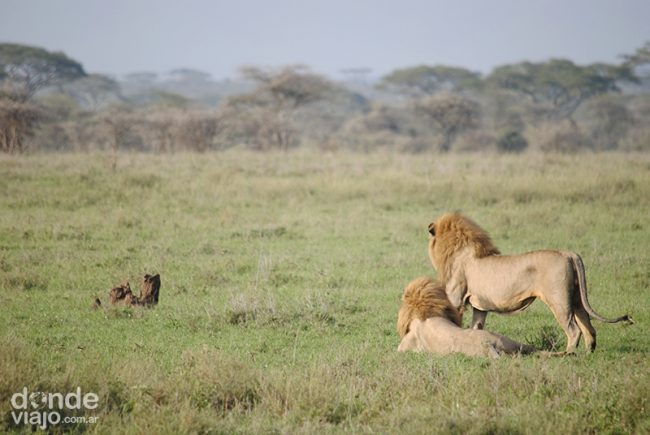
[1,0,649,80]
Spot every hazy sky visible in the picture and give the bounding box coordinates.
[1,0,649,80]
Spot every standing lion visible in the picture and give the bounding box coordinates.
[427,212,632,354]
[397,277,536,358]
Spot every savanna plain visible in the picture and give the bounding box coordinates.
[0,151,649,434]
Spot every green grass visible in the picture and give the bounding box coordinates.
[0,151,649,434]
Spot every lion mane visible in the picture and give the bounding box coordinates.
[397,276,461,338]
[428,212,499,282]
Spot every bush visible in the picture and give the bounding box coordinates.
[61,117,105,151]
[585,98,634,150]
[336,104,416,152]
[414,93,480,152]
[496,130,528,153]
[0,100,41,152]
[527,120,592,153]
[175,112,221,152]
[454,130,496,152]
[620,125,650,152]
[30,123,71,151]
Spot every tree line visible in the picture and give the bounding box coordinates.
[1,41,650,154]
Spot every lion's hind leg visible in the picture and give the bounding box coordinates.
[574,306,597,352]
[539,294,583,354]
[563,318,582,354]
[554,315,582,354]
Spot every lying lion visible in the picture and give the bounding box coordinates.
[397,277,536,358]
[427,212,632,354]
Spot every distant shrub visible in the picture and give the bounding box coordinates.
[414,92,480,152]
[99,108,145,153]
[496,130,528,153]
[216,104,298,151]
[346,105,405,135]
[528,120,592,153]
[175,112,221,152]
[454,130,496,152]
[336,104,431,152]
[399,138,433,154]
[137,109,180,152]
[619,125,650,152]
[61,117,105,151]
[30,123,71,151]
[585,98,634,150]
[0,100,41,153]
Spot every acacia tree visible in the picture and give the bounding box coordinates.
[414,93,480,152]
[379,65,481,97]
[587,98,635,150]
[487,59,637,121]
[123,72,158,87]
[161,68,215,99]
[622,41,650,67]
[239,65,333,109]
[223,65,334,149]
[175,112,221,152]
[99,108,137,170]
[138,110,178,152]
[0,43,86,101]
[0,100,40,152]
[65,74,122,112]
[0,44,85,152]
[166,68,212,85]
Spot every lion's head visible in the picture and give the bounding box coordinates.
[427,212,499,282]
[397,276,462,338]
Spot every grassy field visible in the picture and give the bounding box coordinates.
[0,151,649,434]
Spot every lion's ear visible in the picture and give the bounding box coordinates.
[428,223,436,236]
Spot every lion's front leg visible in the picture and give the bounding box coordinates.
[397,329,422,352]
[445,270,467,319]
[471,308,487,330]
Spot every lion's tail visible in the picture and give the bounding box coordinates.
[569,253,633,324]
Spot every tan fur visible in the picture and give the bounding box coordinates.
[427,212,631,353]
[397,276,462,338]
[397,277,535,358]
